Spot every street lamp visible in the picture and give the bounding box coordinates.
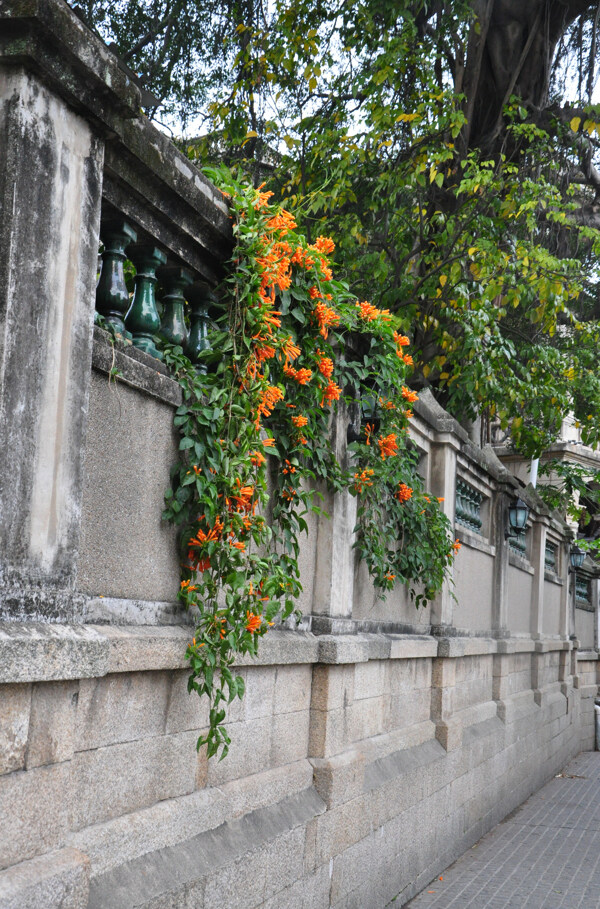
[569,544,586,572]
[505,496,529,539]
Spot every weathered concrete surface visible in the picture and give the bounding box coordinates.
[77,370,181,603]
[0,66,103,619]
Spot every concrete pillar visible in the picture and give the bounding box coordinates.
[311,405,356,627]
[0,65,104,619]
[492,490,510,637]
[428,434,460,633]
[559,541,571,640]
[530,520,546,639]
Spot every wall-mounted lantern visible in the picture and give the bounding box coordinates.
[505,496,529,539]
[569,544,586,572]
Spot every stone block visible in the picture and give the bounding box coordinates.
[70,788,227,879]
[101,626,189,674]
[432,657,456,688]
[311,749,365,808]
[243,665,276,719]
[312,794,374,866]
[0,683,31,774]
[309,706,346,759]
[202,826,305,909]
[272,664,312,715]
[0,623,108,684]
[354,660,386,700]
[164,670,210,734]
[71,731,198,831]
[388,636,437,660]
[318,636,369,665]
[0,760,72,870]
[0,847,89,909]
[26,680,79,768]
[311,665,354,712]
[387,687,430,731]
[207,715,272,786]
[260,864,331,909]
[76,672,170,750]
[435,719,462,752]
[233,630,319,667]
[271,710,310,767]
[220,761,313,821]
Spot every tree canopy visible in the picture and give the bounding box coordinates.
[81,0,600,458]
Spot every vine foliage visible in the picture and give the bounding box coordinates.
[162,168,458,759]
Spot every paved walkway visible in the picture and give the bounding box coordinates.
[405,752,600,909]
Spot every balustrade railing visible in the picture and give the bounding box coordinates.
[509,528,528,557]
[95,217,216,370]
[455,478,484,534]
[575,575,592,609]
[544,542,557,573]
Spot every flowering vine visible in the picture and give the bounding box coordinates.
[162,167,457,759]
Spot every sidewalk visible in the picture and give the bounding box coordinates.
[404,752,600,909]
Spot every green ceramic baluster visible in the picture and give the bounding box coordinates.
[125,243,167,360]
[157,265,192,348]
[187,282,216,373]
[95,221,137,334]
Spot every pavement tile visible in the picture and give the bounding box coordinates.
[404,753,600,908]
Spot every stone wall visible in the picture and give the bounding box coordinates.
[0,3,599,908]
[0,626,596,908]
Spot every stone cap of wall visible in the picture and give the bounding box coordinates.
[0,622,575,684]
[1,0,233,282]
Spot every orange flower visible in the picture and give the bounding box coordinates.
[401,386,418,403]
[280,336,301,363]
[385,572,395,582]
[353,468,375,493]
[292,414,308,428]
[284,365,312,385]
[403,354,414,366]
[262,437,275,447]
[250,450,266,467]
[393,331,410,347]
[294,368,313,385]
[317,355,334,378]
[246,611,263,633]
[229,480,255,513]
[396,483,413,502]
[181,579,198,592]
[309,285,321,299]
[314,235,335,255]
[255,343,276,362]
[282,459,296,475]
[265,209,297,235]
[321,380,342,406]
[453,539,461,553]
[314,302,340,339]
[356,301,390,322]
[378,433,398,459]
[319,259,333,281]
[256,384,284,424]
[189,517,223,547]
[364,423,375,445]
[231,541,246,552]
